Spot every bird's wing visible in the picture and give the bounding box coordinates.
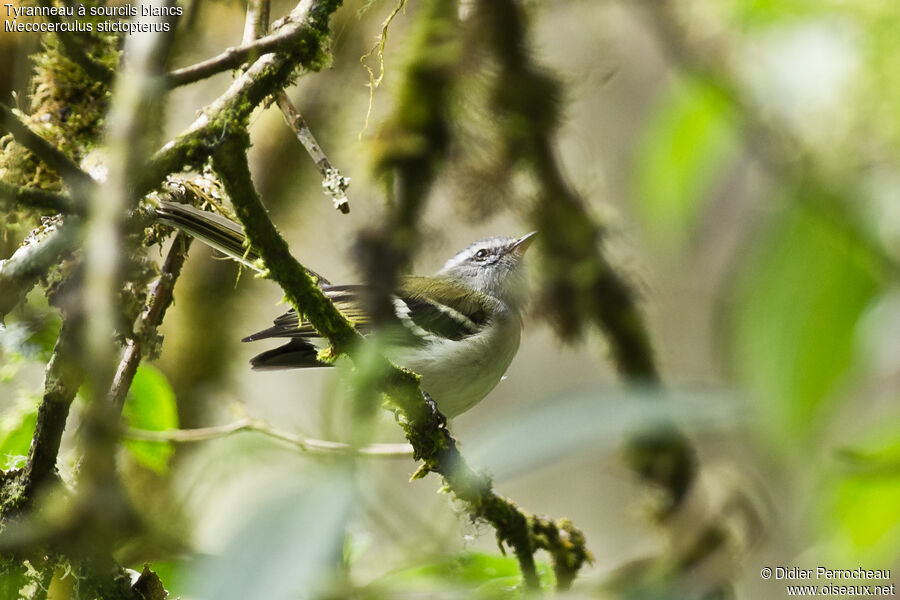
[242,278,498,345]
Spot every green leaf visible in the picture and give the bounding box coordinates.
[373,551,555,597]
[828,419,900,558]
[633,77,738,241]
[731,206,882,445]
[122,364,179,474]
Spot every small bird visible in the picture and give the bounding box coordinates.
[155,202,535,417]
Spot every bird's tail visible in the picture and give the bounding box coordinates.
[155,200,332,284]
[155,200,263,272]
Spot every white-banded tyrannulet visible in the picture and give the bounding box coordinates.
[156,201,535,417]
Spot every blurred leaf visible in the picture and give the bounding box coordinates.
[467,388,738,481]
[373,550,554,598]
[828,420,900,557]
[0,397,38,469]
[122,364,179,474]
[189,470,356,600]
[634,77,738,240]
[731,206,882,444]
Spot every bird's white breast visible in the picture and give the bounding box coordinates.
[390,312,522,418]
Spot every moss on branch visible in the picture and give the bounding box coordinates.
[142,0,344,197]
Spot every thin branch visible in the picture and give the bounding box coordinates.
[124,418,414,456]
[276,93,351,213]
[241,0,351,214]
[142,0,344,196]
[0,220,78,320]
[0,179,78,214]
[165,11,319,88]
[0,103,94,192]
[109,232,192,411]
[5,313,84,515]
[242,0,270,44]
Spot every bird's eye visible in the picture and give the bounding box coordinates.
[474,249,489,260]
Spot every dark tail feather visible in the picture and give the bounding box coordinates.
[155,201,332,284]
[156,201,262,271]
[249,339,330,370]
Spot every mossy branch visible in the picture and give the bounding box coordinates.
[0,103,95,193]
[165,9,322,88]
[142,0,343,197]
[1,314,83,517]
[0,220,78,320]
[36,0,115,84]
[0,180,78,214]
[109,231,192,411]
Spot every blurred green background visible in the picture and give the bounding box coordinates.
[2,0,900,597]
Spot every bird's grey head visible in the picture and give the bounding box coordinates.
[437,232,536,306]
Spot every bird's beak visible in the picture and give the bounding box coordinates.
[508,231,537,256]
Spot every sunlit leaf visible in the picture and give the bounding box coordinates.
[633,77,738,241]
[122,364,179,474]
[0,397,38,469]
[827,420,900,558]
[731,206,882,444]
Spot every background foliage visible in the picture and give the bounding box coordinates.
[1,0,900,598]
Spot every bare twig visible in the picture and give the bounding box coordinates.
[165,8,322,88]
[0,103,94,192]
[276,93,351,213]
[242,0,351,213]
[124,418,414,456]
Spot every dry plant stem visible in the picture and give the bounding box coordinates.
[0,103,94,192]
[276,92,350,213]
[109,232,193,411]
[124,419,413,456]
[0,180,77,214]
[82,1,175,414]
[211,133,588,589]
